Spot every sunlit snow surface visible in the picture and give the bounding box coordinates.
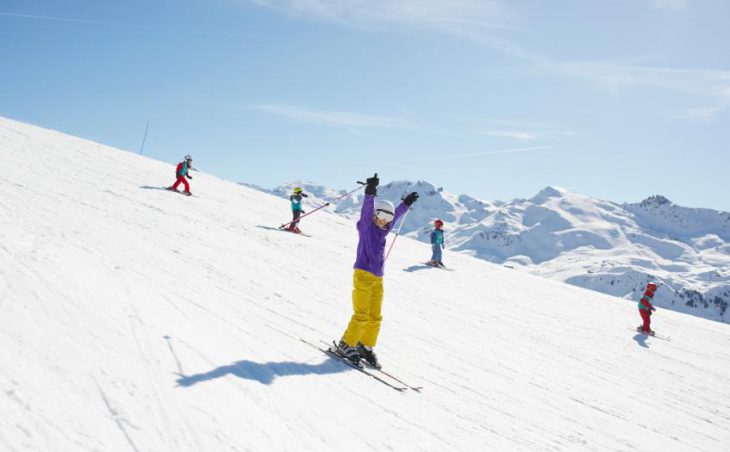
[1,117,729,451]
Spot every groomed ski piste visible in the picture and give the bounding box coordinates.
[1,116,729,451]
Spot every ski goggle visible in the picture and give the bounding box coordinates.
[375,210,394,223]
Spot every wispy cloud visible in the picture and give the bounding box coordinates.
[679,106,725,120]
[250,104,413,130]
[243,0,520,52]
[479,129,537,142]
[245,0,508,28]
[648,0,689,12]
[242,0,546,63]
[0,11,273,39]
[242,1,728,111]
[482,119,564,130]
[451,145,553,158]
[541,61,730,96]
[539,61,730,114]
[477,119,574,142]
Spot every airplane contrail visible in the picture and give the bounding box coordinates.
[0,11,274,39]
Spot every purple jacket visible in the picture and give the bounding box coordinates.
[353,195,409,277]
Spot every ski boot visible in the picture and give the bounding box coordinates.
[356,342,381,369]
[334,339,361,367]
[182,190,193,196]
[636,326,655,336]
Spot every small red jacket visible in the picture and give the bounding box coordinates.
[175,161,190,178]
[639,289,655,311]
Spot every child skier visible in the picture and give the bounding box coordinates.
[428,219,445,267]
[287,187,309,233]
[334,173,419,368]
[168,155,193,196]
[637,281,658,334]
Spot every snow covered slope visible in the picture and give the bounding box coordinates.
[2,116,730,451]
[265,181,730,323]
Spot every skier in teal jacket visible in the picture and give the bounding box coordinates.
[287,187,308,233]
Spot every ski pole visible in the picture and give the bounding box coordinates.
[279,203,330,229]
[279,182,365,229]
[384,206,411,262]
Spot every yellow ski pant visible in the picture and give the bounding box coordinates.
[342,269,384,348]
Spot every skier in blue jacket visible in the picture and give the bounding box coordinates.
[428,219,445,267]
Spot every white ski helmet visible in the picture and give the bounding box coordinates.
[374,199,395,223]
[184,154,192,161]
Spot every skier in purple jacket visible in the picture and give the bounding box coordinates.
[333,173,419,368]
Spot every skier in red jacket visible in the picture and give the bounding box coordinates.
[168,155,193,196]
[637,282,658,334]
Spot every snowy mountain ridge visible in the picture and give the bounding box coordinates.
[259,181,730,323]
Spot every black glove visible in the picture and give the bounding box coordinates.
[651,307,656,312]
[365,173,379,196]
[302,193,309,198]
[187,175,193,180]
[403,192,419,206]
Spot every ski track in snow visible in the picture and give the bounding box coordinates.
[1,116,730,451]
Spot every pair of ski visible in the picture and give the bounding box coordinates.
[277,226,311,237]
[422,262,453,271]
[258,225,312,237]
[300,338,422,392]
[630,327,671,341]
[164,186,194,197]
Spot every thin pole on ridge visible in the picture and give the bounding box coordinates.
[139,122,150,155]
[278,182,366,230]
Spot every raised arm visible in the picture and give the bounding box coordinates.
[360,194,375,222]
[392,191,419,226]
[392,201,409,226]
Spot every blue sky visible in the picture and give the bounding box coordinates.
[1,0,729,209]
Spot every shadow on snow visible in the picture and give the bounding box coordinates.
[403,264,432,273]
[139,185,169,191]
[632,333,649,348]
[256,225,285,232]
[176,356,349,387]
